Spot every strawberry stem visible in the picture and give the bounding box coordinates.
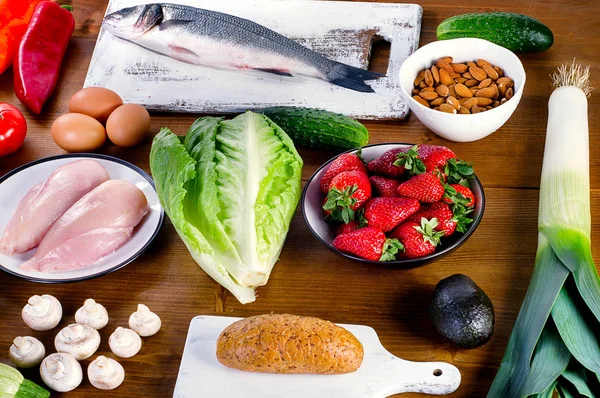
[414,218,445,246]
[323,185,359,223]
[393,145,426,176]
[379,238,404,261]
[445,158,474,186]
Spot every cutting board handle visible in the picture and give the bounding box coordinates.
[377,357,461,396]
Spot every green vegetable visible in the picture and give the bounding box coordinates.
[488,62,596,397]
[260,107,369,151]
[149,112,303,304]
[437,12,554,53]
[0,363,49,398]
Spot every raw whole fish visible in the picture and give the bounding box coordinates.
[20,180,149,273]
[102,3,382,92]
[0,160,110,255]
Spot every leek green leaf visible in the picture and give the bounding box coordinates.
[523,320,571,396]
[488,235,569,398]
[552,283,600,373]
[531,380,557,398]
[561,361,595,397]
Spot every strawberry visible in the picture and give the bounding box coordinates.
[368,146,424,177]
[409,202,473,236]
[364,197,420,232]
[422,147,457,173]
[320,153,367,193]
[336,220,362,236]
[390,218,445,259]
[323,170,371,223]
[416,144,449,159]
[333,227,403,261]
[370,176,400,197]
[397,172,445,203]
[444,184,476,207]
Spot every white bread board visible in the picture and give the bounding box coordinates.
[85,0,422,120]
[173,315,461,397]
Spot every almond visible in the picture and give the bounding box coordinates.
[462,97,479,110]
[486,106,493,110]
[448,84,458,98]
[476,97,493,106]
[458,106,470,114]
[465,79,479,87]
[467,61,477,68]
[454,84,473,98]
[414,70,426,86]
[506,87,514,100]
[439,69,455,86]
[455,77,468,84]
[435,84,449,97]
[446,96,460,110]
[439,103,456,113]
[424,69,434,87]
[471,105,481,114]
[470,87,480,94]
[420,87,435,92]
[451,63,468,73]
[491,83,499,100]
[478,78,492,89]
[477,59,492,68]
[494,66,504,78]
[476,87,495,98]
[500,97,508,105]
[483,65,499,80]
[413,95,430,108]
[430,97,445,106]
[493,100,500,107]
[462,72,473,79]
[437,56,453,64]
[433,106,440,111]
[419,81,427,89]
[469,66,487,81]
[497,77,514,87]
[431,65,440,84]
[437,60,454,74]
[420,91,439,101]
[412,88,420,95]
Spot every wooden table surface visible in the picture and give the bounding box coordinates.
[1,0,599,397]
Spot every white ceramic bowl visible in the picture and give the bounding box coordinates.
[399,38,526,142]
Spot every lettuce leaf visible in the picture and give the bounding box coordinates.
[149,112,303,304]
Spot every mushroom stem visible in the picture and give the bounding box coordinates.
[46,359,64,375]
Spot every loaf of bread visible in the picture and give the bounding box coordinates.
[216,314,364,374]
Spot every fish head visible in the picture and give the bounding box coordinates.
[103,4,163,40]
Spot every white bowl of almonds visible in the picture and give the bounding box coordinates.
[399,38,526,142]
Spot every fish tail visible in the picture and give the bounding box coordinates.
[326,63,383,93]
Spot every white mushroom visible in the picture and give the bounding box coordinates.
[109,327,141,358]
[9,336,45,368]
[40,353,83,392]
[128,304,161,337]
[21,294,62,331]
[87,356,125,390]
[54,324,101,360]
[75,299,109,330]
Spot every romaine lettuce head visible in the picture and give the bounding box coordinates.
[150,112,303,304]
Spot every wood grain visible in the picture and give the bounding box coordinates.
[1,0,599,397]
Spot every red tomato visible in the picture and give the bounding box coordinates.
[0,103,27,156]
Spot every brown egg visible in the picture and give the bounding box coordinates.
[69,87,123,123]
[51,113,107,152]
[106,104,151,148]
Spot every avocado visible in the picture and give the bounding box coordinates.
[430,274,495,349]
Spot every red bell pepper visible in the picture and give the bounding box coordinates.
[0,0,46,74]
[13,2,74,114]
[0,103,27,157]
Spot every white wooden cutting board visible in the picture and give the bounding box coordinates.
[173,316,461,397]
[85,0,422,120]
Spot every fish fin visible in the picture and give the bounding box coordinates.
[254,68,294,77]
[168,44,199,63]
[158,19,194,31]
[327,63,384,93]
[134,4,163,32]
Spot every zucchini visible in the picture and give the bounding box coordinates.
[261,107,369,151]
[0,363,50,398]
[437,12,554,53]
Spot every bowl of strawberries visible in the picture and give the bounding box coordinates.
[302,143,485,266]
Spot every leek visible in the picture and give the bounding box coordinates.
[488,61,597,397]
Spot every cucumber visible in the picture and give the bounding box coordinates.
[261,107,369,151]
[437,12,553,53]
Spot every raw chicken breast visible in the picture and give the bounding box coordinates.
[20,180,149,273]
[0,160,110,255]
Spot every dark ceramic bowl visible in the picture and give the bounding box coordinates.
[301,143,485,267]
